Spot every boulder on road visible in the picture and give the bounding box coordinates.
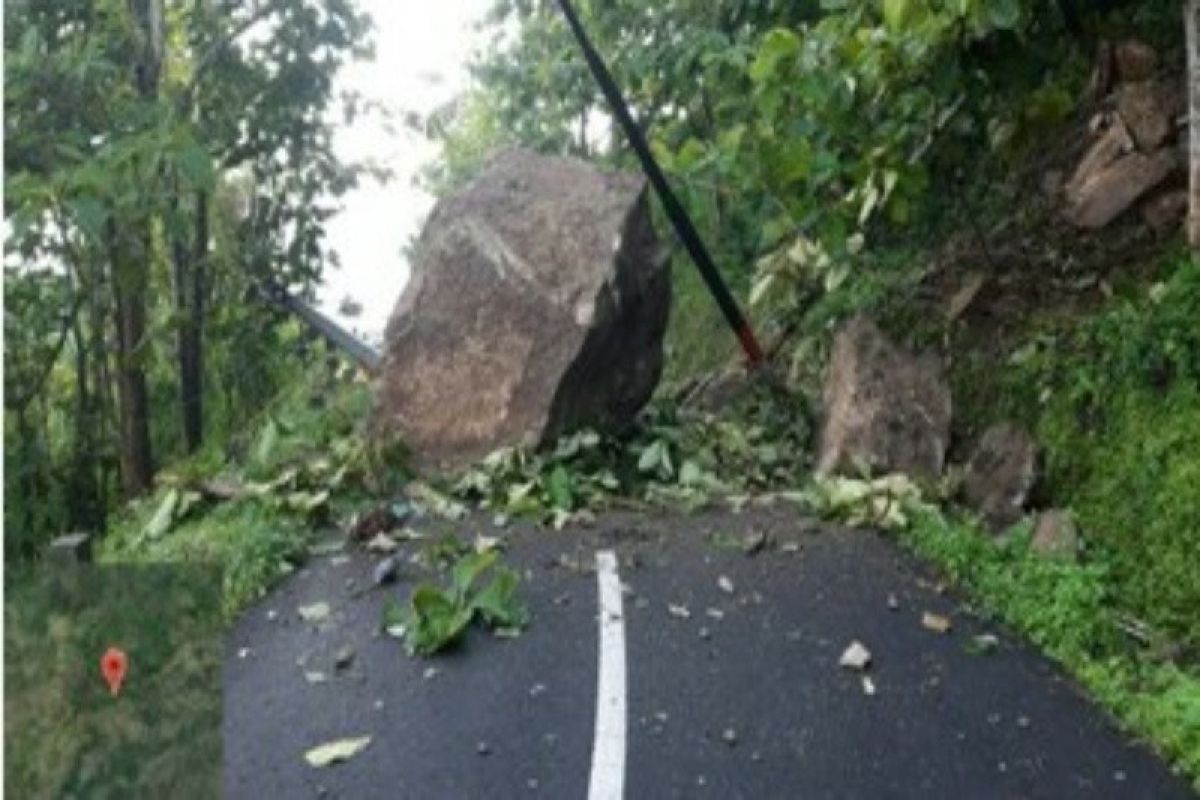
[372,148,670,474]
[960,423,1037,533]
[817,317,951,481]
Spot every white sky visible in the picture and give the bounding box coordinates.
[317,0,492,343]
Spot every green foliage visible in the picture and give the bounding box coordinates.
[101,365,374,615]
[451,385,810,524]
[1018,253,1200,653]
[385,548,528,657]
[4,0,378,560]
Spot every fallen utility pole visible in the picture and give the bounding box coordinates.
[554,0,766,366]
[263,285,382,373]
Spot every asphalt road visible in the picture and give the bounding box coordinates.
[224,506,1196,799]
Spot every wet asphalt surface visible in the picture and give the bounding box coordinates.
[224,506,1196,799]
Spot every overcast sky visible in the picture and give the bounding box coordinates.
[317,0,492,342]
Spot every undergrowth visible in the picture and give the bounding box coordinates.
[951,250,1200,654]
[100,361,379,616]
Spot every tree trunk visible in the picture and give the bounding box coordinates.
[106,0,164,494]
[89,253,116,526]
[67,267,102,531]
[172,190,207,452]
[1187,0,1200,247]
[108,223,155,495]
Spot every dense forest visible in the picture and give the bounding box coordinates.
[4,0,380,557]
[4,0,1199,784]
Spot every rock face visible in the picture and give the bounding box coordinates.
[961,423,1038,532]
[817,317,951,480]
[1062,45,1185,232]
[373,148,670,473]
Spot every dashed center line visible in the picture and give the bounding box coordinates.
[588,549,627,800]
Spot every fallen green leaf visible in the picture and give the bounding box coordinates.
[304,736,371,768]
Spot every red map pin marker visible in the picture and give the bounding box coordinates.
[101,647,128,697]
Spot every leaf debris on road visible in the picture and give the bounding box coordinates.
[304,736,371,768]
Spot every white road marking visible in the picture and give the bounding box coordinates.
[588,550,627,800]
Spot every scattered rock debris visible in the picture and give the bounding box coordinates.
[922,612,953,634]
[839,641,872,671]
[741,530,768,555]
[365,533,399,554]
[298,602,331,623]
[373,556,400,585]
[334,646,355,671]
[668,603,692,620]
[971,634,1000,654]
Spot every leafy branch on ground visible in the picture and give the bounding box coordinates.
[449,383,811,525]
[382,547,528,657]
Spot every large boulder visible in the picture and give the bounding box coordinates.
[372,148,670,474]
[817,317,951,481]
[960,423,1038,532]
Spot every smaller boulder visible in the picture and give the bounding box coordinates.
[817,317,951,480]
[1064,118,1134,204]
[1142,189,1189,236]
[1115,80,1179,152]
[1030,509,1078,561]
[961,423,1037,533]
[1113,39,1159,84]
[1066,149,1179,229]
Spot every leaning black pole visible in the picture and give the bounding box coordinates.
[554,0,766,366]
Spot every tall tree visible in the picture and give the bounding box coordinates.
[108,0,164,494]
[1188,0,1200,247]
